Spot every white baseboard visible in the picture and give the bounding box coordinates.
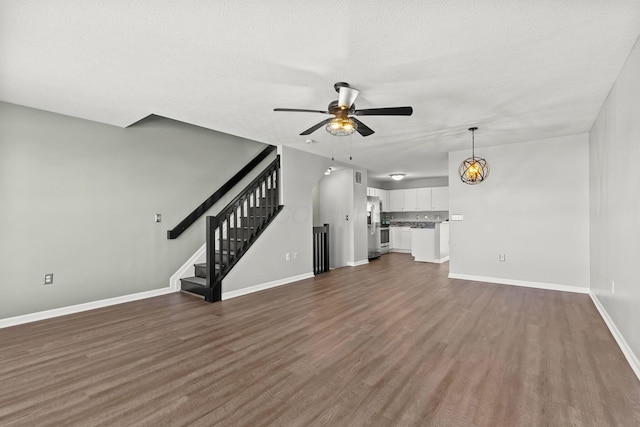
[170,242,207,291]
[390,249,411,254]
[415,256,450,264]
[0,287,176,329]
[222,272,314,300]
[589,292,640,381]
[347,260,369,267]
[447,273,589,294]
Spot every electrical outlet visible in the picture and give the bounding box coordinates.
[451,214,464,221]
[285,252,291,261]
[293,252,298,259]
[44,273,54,285]
[155,214,162,223]
[612,280,615,294]
[499,254,506,262]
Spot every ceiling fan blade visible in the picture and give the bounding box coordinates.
[300,118,333,135]
[338,86,359,108]
[351,117,375,137]
[274,108,330,114]
[353,106,413,116]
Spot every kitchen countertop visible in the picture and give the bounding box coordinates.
[390,221,448,228]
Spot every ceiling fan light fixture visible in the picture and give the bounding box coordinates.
[390,174,406,181]
[459,127,490,185]
[326,117,357,136]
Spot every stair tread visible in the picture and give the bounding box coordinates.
[194,262,222,268]
[180,276,207,286]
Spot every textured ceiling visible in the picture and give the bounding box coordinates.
[2,1,640,180]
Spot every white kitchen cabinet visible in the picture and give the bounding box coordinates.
[416,188,432,211]
[389,226,398,249]
[399,227,412,251]
[431,187,449,210]
[389,190,405,211]
[403,189,418,211]
[387,187,449,212]
[390,226,412,252]
[379,189,389,211]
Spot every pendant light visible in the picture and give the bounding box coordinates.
[459,127,489,185]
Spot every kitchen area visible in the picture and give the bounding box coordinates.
[367,186,449,263]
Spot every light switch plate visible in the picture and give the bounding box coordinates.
[155,214,162,223]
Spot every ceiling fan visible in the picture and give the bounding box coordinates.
[274,82,413,137]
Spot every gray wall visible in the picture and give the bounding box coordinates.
[0,102,266,318]
[222,146,330,292]
[590,35,640,363]
[448,134,590,288]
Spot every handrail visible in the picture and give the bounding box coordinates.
[167,145,276,239]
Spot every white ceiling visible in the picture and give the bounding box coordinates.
[2,1,640,180]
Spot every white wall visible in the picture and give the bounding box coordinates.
[222,146,330,293]
[448,134,590,290]
[352,169,368,264]
[0,102,267,319]
[312,167,368,268]
[590,34,640,371]
[315,169,354,268]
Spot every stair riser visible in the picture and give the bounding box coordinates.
[180,280,207,296]
[194,263,221,279]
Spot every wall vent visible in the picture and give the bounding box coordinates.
[354,170,363,184]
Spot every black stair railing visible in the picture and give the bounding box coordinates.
[167,145,276,239]
[205,155,282,301]
[313,224,330,275]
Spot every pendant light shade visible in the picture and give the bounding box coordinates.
[459,127,489,185]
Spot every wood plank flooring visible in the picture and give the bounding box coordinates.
[1,253,639,426]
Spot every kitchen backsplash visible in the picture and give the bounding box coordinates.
[382,211,449,222]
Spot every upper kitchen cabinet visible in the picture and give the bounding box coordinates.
[392,188,430,212]
[367,187,390,211]
[389,189,406,211]
[385,186,449,212]
[379,190,389,211]
[431,187,449,210]
[416,188,432,211]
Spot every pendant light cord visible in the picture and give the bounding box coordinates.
[471,128,475,159]
[468,127,478,160]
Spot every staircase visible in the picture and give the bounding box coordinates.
[180,156,282,302]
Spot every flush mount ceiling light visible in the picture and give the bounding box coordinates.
[326,117,357,136]
[459,127,489,185]
[390,174,406,181]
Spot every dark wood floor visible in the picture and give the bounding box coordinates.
[1,253,639,426]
